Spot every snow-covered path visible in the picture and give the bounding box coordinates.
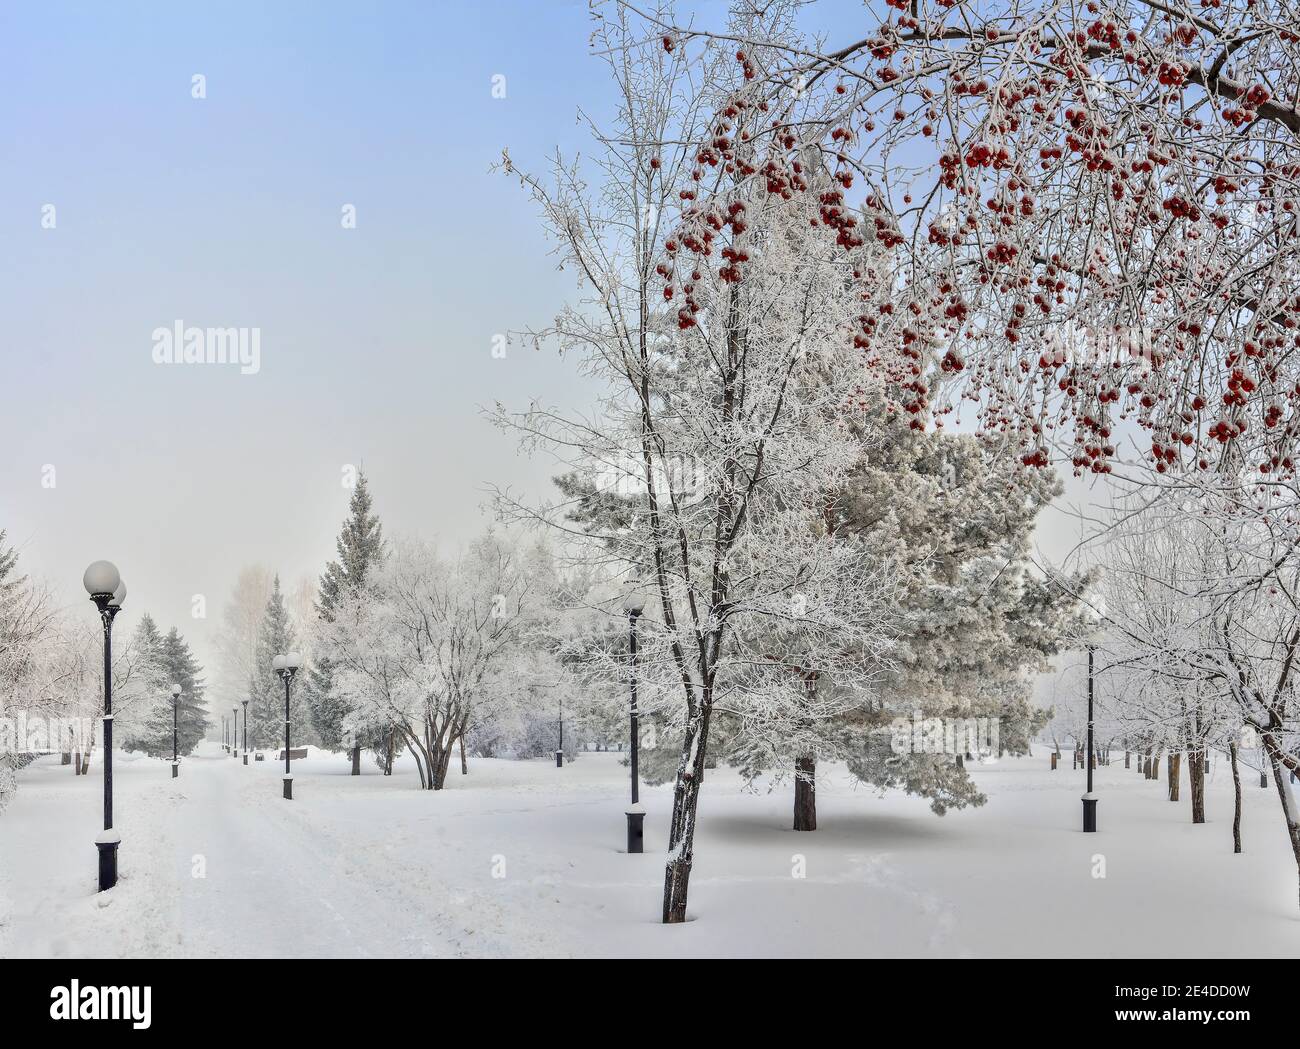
[165,748,415,958]
[3,741,1299,957]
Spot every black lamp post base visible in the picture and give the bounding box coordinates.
[626,808,645,854]
[1082,795,1098,833]
[95,835,120,892]
[555,750,564,768]
[243,754,248,766]
[171,763,179,779]
[283,776,293,800]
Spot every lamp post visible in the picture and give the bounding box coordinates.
[556,698,564,768]
[170,683,181,778]
[1082,595,1106,834]
[242,699,249,765]
[232,705,240,760]
[621,579,647,854]
[83,560,126,892]
[273,652,301,799]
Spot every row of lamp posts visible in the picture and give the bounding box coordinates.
[84,556,639,892]
[84,558,305,893]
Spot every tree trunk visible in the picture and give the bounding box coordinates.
[662,702,714,924]
[385,729,394,775]
[459,734,468,775]
[1263,738,1300,911]
[793,755,817,832]
[1189,750,1206,824]
[1229,743,1242,854]
[1168,753,1180,801]
[1124,749,1130,769]
[351,744,361,776]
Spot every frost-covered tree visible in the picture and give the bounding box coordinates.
[498,3,901,922]
[0,533,58,807]
[160,627,208,755]
[118,614,171,756]
[625,0,1300,492]
[247,576,311,750]
[214,565,273,738]
[307,471,387,770]
[322,533,555,789]
[1096,496,1300,905]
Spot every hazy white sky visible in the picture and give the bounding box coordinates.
[0,0,1105,695]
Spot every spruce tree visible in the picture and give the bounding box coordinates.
[248,576,311,750]
[119,615,172,756]
[159,627,208,754]
[308,472,385,761]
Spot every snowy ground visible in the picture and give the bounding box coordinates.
[1,742,1297,958]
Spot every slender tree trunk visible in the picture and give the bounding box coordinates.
[662,700,713,924]
[351,744,361,776]
[1263,738,1300,911]
[1230,743,1242,854]
[793,755,817,832]
[1189,750,1206,824]
[1168,753,1180,801]
[1124,749,1130,769]
[459,734,468,775]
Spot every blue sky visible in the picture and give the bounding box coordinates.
[0,1,647,669]
[0,0,1090,685]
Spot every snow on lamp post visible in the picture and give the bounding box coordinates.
[171,683,182,778]
[273,652,301,799]
[83,560,125,892]
[621,579,647,854]
[1082,594,1107,834]
[242,699,249,765]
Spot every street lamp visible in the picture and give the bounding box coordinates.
[242,699,249,765]
[1082,594,1107,834]
[83,560,125,892]
[170,683,182,778]
[232,705,240,760]
[621,579,647,854]
[273,651,301,799]
[555,698,564,768]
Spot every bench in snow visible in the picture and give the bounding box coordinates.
[277,748,309,761]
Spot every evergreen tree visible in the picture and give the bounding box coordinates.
[308,472,385,759]
[248,576,311,750]
[118,615,172,756]
[159,627,208,754]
